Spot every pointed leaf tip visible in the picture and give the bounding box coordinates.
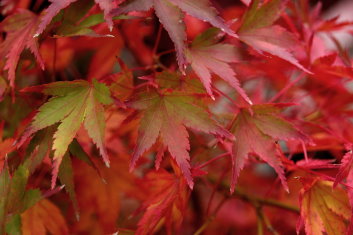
[132,88,231,186]
[1,10,44,87]
[230,104,309,191]
[28,80,112,186]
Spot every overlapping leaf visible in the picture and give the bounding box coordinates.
[72,150,136,234]
[333,144,353,234]
[21,199,69,235]
[0,9,44,87]
[230,104,309,192]
[136,167,188,235]
[187,28,251,103]
[0,165,42,234]
[131,87,232,189]
[51,0,134,37]
[58,153,79,219]
[112,0,237,72]
[35,0,115,37]
[22,79,113,188]
[238,0,309,72]
[334,144,353,188]
[0,122,14,171]
[298,178,352,235]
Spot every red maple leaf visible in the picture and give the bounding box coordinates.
[230,104,310,192]
[0,9,44,87]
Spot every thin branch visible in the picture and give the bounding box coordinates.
[157,49,176,57]
[194,197,228,235]
[269,72,306,103]
[233,187,300,213]
[259,207,280,235]
[213,86,240,108]
[194,152,231,170]
[152,24,163,57]
[209,176,300,213]
[51,38,57,82]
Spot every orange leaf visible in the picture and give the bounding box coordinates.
[21,199,69,235]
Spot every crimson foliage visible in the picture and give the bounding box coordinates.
[1,0,353,234]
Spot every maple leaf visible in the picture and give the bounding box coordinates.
[0,9,44,87]
[238,0,309,73]
[334,144,353,234]
[58,153,79,219]
[0,164,42,234]
[72,148,136,234]
[111,0,237,72]
[22,79,113,188]
[230,104,309,193]
[0,122,15,170]
[21,199,69,235]
[186,28,251,103]
[310,53,353,90]
[136,167,188,235]
[131,89,232,189]
[298,178,352,235]
[35,0,115,37]
[334,144,353,188]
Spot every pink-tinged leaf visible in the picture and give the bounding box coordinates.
[168,0,237,38]
[230,104,310,193]
[111,0,236,72]
[155,145,166,170]
[239,26,310,73]
[296,159,336,170]
[131,100,163,169]
[35,0,77,37]
[241,0,251,6]
[160,117,192,188]
[111,0,153,15]
[187,43,251,104]
[298,178,352,235]
[35,0,115,36]
[154,0,187,73]
[136,169,188,235]
[316,16,353,32]
[238,0,309,73]
[131,89,232,189]
[0,9,44,87]
[95,0,114,31]
[334,144,353,188]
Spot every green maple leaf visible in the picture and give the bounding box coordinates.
[0,164,41,234]
[22,79,112,188]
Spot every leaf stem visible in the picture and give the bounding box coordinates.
[52,38,57,82]
[157,49,176,57]
[212,86,240,108]
[258,207,279,235]
[194,197,228,235]
[152,24,163,57]
[233,187,300,213]
[209,176,300,213]
[256,209,264,235]
[194,152,231,170]
[269,72,306,102]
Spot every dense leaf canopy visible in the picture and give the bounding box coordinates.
[1,0,353,234]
